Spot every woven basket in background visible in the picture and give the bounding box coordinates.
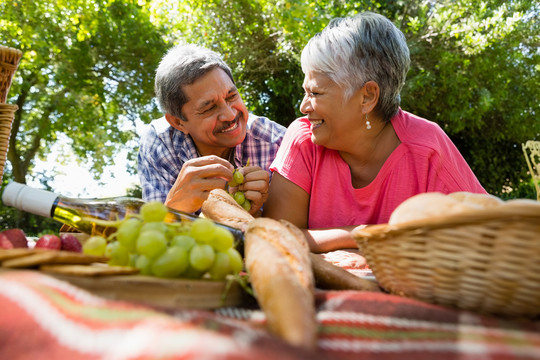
[0,45,23,103]
[352,200,540,318]
[0,103,18,181]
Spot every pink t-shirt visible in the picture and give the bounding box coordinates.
[270,109,487,228]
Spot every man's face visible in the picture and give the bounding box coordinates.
[168,67,249,157]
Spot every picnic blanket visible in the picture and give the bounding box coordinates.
[1,270,540,360]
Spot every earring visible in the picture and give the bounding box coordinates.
[365,113,371,130]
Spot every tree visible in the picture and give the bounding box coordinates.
[0,0,167,233]
[1,0,167,185]
[400,0,540,197]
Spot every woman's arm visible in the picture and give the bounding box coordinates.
[303,227,361,253]
[263,172,362,253]
[263,172,309,228]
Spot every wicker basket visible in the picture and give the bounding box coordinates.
[352,200,540,318]
[0,103,18,181]
[0,45,23,103]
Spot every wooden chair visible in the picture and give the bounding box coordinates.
[522,140,540,201]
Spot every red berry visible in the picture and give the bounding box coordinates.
[0,229,28,248]
[60,233,82,253]
[35,234,62,250]
[0,234,14,249]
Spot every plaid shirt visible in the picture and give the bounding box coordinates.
[137,113,286,204]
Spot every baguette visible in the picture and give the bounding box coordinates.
[201,190,382,293]
[309,252,380,292]
[201,189,254,231]
[245,218,317,349]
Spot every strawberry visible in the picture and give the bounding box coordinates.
[0,234,14,249]
[0,228,28,248]
[35,234,62,250]
[60,233,82,253]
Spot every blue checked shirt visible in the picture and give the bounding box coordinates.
[137,113,286,204]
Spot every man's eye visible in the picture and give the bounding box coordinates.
[201,105,216,114]
[227,93,238,102]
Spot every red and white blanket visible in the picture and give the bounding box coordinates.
[1,270,539,360]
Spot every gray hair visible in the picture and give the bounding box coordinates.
[301,12,410,122]
[155,43,234,120]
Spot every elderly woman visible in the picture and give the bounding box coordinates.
[263,12,486,252]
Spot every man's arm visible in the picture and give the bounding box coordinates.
[165,155,234,213]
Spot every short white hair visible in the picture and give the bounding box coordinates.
[301,12,410,122]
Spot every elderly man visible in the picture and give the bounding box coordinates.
[138,44,286,215]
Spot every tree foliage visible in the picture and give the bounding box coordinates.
[1,0,167,185]
[1,0,167,233]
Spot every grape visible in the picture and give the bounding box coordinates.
[141,221,168,235]
[228,178,238,187]
[116,218,141,252]
[171,234,196,251]
[211,226,234,252]
[241,199,251,212]
[233,170,244,185]
[105,241,130,266]
[190,218,216,243]
[140,201,169,222]
[137,230,167,259]
[129,253,138,267]
[182,265,205,279]
[209,252,231,280]
[227,247,244,274]
[108,201,240,281]
[189,243,215,271]
[233,191,246,205]
[83,236,107,256]
[135,255,153,275]
[152,247,189,278]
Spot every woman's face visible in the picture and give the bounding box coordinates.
[300,71,361,150]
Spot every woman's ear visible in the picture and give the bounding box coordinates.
[362,81,380,112]
[349,81,380,114]
[165,113,188,134]
[360,81,380,114]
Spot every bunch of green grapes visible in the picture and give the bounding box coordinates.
[82,201,243,280]
[228,168,251,212]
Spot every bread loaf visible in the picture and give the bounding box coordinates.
[201,188,254,231]
[389,191,504,225]
[447,191,504,207]
[245,218,317,349]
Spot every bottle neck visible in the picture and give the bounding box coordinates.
[1,182,58,218]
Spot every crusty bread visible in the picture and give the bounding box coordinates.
[389,192,504,225]
[201,188,254,230]
[309,252,380,292]
[245,218,317,349]
[448,191,504,207]
[389,192,481,225]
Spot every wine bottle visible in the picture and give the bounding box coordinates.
[1,182,244,244]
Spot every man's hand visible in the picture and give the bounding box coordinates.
[237,166,270,216]
[165,155,234,213]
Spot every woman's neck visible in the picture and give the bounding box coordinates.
[340,120,401,188]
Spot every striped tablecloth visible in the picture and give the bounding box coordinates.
[1,270,539,360]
